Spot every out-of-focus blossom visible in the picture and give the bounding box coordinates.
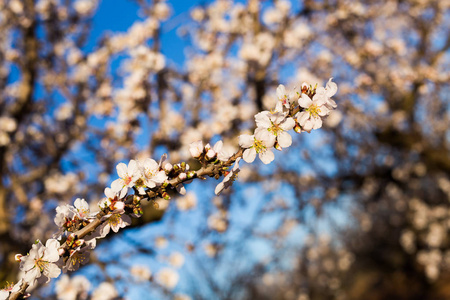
[55,275,90,300]
[91,282,118,300]
[156,268,179,289]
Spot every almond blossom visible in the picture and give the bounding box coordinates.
[111,160,141,194]
[276,84,292,109]
[213,140,233,162]
[239,131,275,164]
[139,158,168,190]
[73,198,91,220]
[19,239,61,286]
[55,275,90,300]
[0,279,22,300]
[315,78,338,110]
[97,213,132,238]
[296,93,330,132]
[156,268,179,290]
[255,111,295,148]
[189,140,203,158]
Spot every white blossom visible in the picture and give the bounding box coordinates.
[98,213,131,238]
[156,268,179,289]
[255,111,295,148]
[239,131,275,164]
[20,239,61,285]
[111,160,141,194]
[169,252,185,268]
[139,158,168,189]
[296,93,330,132]
[213,140,233,161]
[56,275,90,300]
[91,282,118,300]
[130,265,152,281]
[73,198,91,220]
[189,140,203,158]
[0,279,22,300]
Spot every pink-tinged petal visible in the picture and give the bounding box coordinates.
[24,266,41,283]
[233,157,241,171]
[0,290,9,299]
[214,182,225,195]
[144,158,159,170]
[255,112,271,128]
[116,163,128,178]
[298,94,312,108]
[110,180,123,194]
[276,84,286,100]
[21,257,37,272]
[270,112,286,125]
[280,117,295,131]
[243,148,256,163]
[239,134,254,148]
[278,131,292,148]
[297,112,309,126]
[213,140,223,153]
[154,171,168,183]
[146,180,156,188]
[312,117,323,130]
[259,150,274,164]
[318,106,330,116]
[326,99,337,109]
[326,78,337,97]
[44,263,61,280]
[119,187,127,199]
[303,120,313,132]
[128,160,139,174]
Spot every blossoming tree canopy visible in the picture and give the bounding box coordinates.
[4,76,338,298]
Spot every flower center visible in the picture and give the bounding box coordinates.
[268,123,282,136]
[71,251,87,266]
[306,104,321,118]
[253,139,266,154]
[34,258,48,272]
[123,175,132,185]
[108,214,121,226]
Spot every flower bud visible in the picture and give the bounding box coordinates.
[179,172,187,180]
[206,149,216,159]
[189,140,203,158]
[164,163,173,172]
[294,123,302,133]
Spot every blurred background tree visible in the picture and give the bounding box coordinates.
[0,0,448,299]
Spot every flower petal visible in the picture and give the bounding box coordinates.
[239,135,254,148]
[243,148,256,163]
[298,94,312,108]
[259,150,274,164]
[278,131,292,148]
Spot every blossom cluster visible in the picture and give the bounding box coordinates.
[3,78,337,299]
[239,79,337,164]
